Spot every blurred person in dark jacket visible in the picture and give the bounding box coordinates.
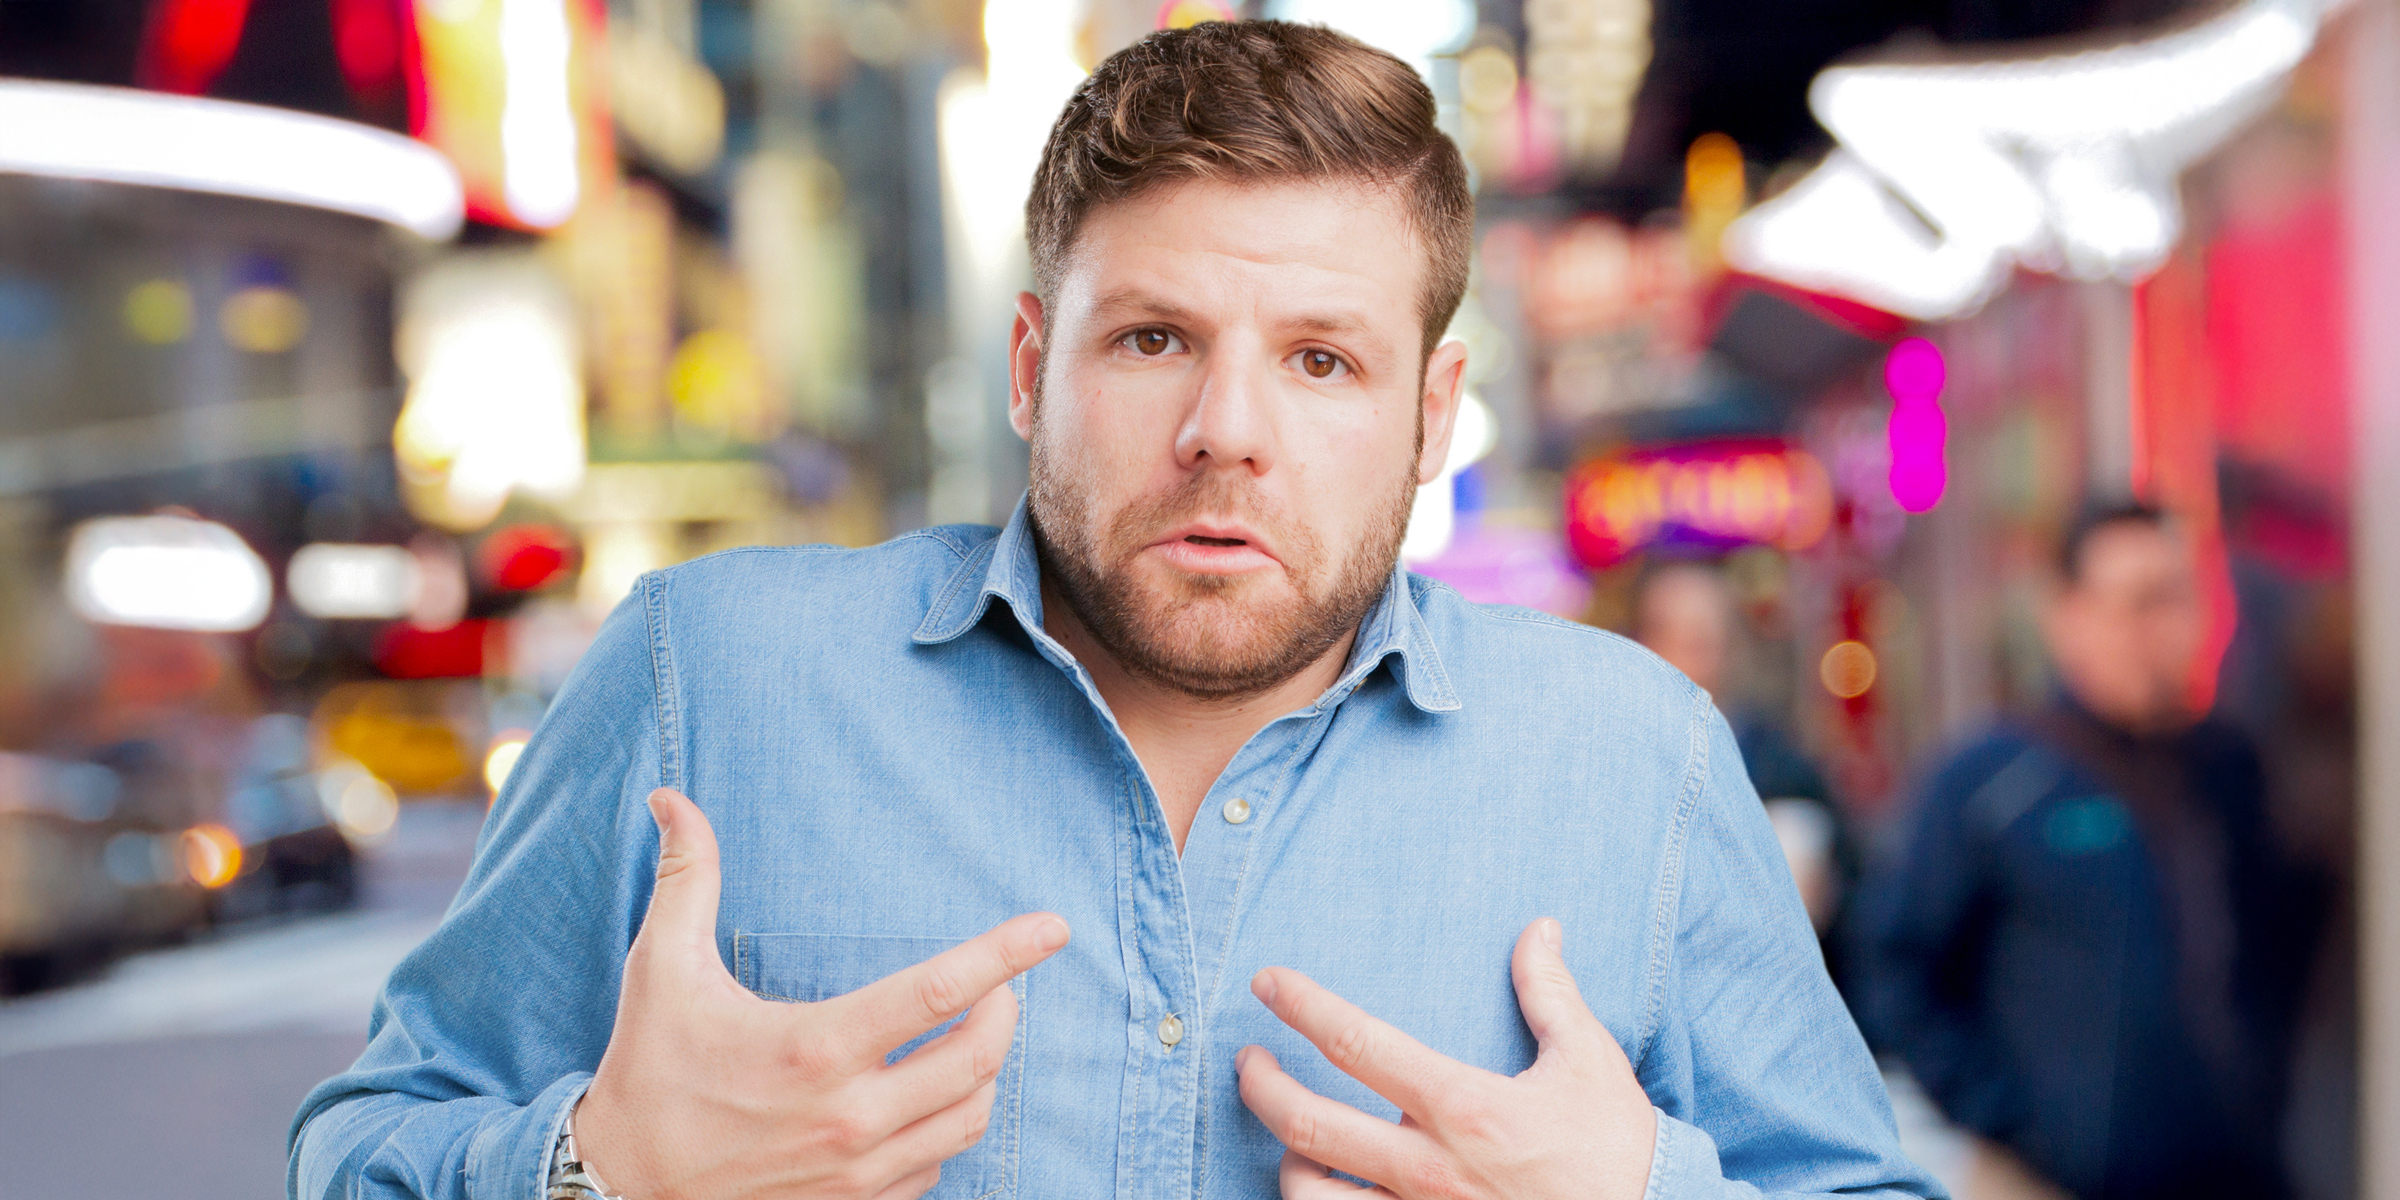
[1851,501,2320,1200]
[1633,560,1854,941]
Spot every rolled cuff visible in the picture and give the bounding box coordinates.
[465,1072,592,1200]
[1643,1108,1741,1200]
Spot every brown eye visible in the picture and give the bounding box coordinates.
[1132,329,1171,355]
[1302,350,1339,378]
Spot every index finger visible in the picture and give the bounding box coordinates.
[832,912,1069,1067]
[1249,967,1474,1118]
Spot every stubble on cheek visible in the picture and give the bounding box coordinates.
[1024,396,1415,702]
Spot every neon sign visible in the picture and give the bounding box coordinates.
[1884,338,1947,513]
[1564,439,1833,569]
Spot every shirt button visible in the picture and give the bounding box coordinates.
[1157,1014,1185,1048]
[1222,797,1252,825]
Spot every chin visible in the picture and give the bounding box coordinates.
[1119,581,1335,691]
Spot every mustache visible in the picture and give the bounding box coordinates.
[1104,473,1313,568]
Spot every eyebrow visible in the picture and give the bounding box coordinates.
[1087,287,1388,350]
[1087,287,1201,326]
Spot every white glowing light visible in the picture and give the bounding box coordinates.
[65,514,272,633]
[938,0,1088,304]
[1723,0,2336,318]
[501,0,581,228]
[0,80,463,239]
[483,734,529,794]
[395,256,585,531]
[1268,0,1476,80]
[1403,390,1499,563]
[288,543,420,619]
[319,761,399,843]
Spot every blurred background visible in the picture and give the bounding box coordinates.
[0,0,2394,1196]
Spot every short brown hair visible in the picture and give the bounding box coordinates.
[1026,20,1474,358]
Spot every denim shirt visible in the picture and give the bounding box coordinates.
[290,500,1940,1200]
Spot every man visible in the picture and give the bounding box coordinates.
[1850,502,2318,1199]
[292,22,1936,1200]
[1631,560,1851,939]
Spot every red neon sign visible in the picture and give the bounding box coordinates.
[1564,439,1833,569]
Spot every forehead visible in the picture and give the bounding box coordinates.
[1054,177,1424,331]
[2077,521,2189,586]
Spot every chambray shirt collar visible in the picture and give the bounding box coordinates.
[912,495,1461,715]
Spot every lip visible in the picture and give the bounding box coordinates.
[1145,520,1281,576]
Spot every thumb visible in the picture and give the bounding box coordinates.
[1510,918,1605,1056]
[633,787,726,977]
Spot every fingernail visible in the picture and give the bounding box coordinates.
[1251,969,1278,1006]
[1036,916,1070,952]
[1542,918,1562,950]
[1235,1045,1255,1072]
[646,792,670,840]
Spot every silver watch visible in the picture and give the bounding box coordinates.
[547,1103,627,1200]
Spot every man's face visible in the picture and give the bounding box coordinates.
[1634,565,1731,698]
[1009,177,1467,700]
[2044,521,2207,731]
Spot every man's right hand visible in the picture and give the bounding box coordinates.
[575,787,1070,1200]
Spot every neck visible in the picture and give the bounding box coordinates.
[1039,575,1357,854]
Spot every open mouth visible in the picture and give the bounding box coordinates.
[1150,523,1279,575]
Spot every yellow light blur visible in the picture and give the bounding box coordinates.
[1156,0,1231,29]
[124,279,194,344]
[1819,640,1879,699]
[1685,132,1746,211]
[483,733,530,797]
[1460,45,1519,115]
[667,328,768,440]
[181,823,243,889]
[220,285,309,353]
[1684,131,1747,273]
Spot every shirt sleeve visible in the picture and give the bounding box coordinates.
[288,585,670,1200]
[1633,699,1947,1199]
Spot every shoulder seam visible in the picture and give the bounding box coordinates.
[641,572,684,794]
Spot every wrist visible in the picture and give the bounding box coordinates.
[550,1094,632,1200]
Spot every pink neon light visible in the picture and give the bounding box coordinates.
[1885,337,1948,513]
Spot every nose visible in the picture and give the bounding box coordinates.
[1173,334,1277,477]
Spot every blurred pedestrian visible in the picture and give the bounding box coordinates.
[1632,559,1854,941]
[1851,500,2319,1199]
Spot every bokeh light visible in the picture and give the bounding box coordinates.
[483,732,531,798]
[180,823,243,889]
[1819,639,1879,699]
[122,279,194,344]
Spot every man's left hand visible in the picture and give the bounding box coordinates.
[1236,918,1656,1200]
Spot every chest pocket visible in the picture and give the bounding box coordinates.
[734,932,1026,1200]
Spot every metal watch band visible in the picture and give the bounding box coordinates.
[547,1105,627,1200]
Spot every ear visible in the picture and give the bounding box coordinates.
[1414,337,1471,486]
[1008,292,1046,443]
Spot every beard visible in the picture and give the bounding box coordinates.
[1026,402,1419,704]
